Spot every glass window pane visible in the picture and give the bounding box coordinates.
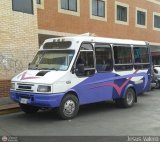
[23,0,33,14]
[92,0,97,16]
[117,5,127,22]
[142,12,146,25]
[43,41,72,49]
[12,0,33,14]
[137,11,145,25]
[113,46,133,71]
[95,44,112,72]
[76,51,94,68]
[154,15,160,28]
[61,0,68,9]
[92,0,105,17]
[80,43,93,50]
[98,1,105,17]
[37,0,41,4]
[114,46,132,64]
[30,50,75,71]
[134,47,149,69]
[134,47,149,63]
[117,6,122,21]
[69,0,77,11]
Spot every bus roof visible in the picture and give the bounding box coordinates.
[41,34,148,50]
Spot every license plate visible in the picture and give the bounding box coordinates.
[20,98,28,104]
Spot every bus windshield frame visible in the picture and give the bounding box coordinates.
[28,50,75,71]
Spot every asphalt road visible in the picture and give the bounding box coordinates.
[0,89,160,137]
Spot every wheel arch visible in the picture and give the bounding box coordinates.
[123,84,137,103]
[63,90,79,102]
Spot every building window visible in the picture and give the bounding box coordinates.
[117,5,127,22]
[154,15,160,28]
[90,0,107,21]
[37,0,41,4]
[153,12,160,31]
[37,0,44,9]
[115,1,129,25]
[137,11,145,25]
[92,0,105,17]
[136,8,147,28]
[12,0,33,14]
[61,0,77,12]
[58,0,80,16]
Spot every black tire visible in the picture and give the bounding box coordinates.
[115,88,135,108]
[19,104,39,114]
[158,81,160,89]
[58,94,79,120]
[155,81,160,89]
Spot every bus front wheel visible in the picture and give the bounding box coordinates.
[115,88,135,108]
[58,94,79,120]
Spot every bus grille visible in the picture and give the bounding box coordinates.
[16,83,34,92]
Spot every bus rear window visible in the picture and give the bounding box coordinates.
[134,47,149,63]
[43,41,72,49]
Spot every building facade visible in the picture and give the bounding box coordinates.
[0,0,38,97]
[37,0,160,63]
[0,0,160,97]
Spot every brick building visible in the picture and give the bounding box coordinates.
[0,0,38,97]
[37,0,160,63]
[0,0,160,97]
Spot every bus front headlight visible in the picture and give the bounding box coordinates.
[11,83,15,90]
[37,85,51,93]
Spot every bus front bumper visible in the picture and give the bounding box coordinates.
[10,90,64,108]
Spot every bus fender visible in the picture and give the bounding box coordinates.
[122,84,137,102]
[63,89,79,102]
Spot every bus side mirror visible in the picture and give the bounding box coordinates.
[76,64,85,75]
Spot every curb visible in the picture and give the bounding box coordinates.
[0,104,20,115]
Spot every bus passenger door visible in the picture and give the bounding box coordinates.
[73,43,96,104]
[94,43,114,101]
[73,43,114,104]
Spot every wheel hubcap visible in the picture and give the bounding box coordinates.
[63,100,75,115]
[127,91,134,105]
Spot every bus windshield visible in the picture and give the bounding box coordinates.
[28,50,75,71]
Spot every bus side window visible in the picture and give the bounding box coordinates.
[113,45,133,71]
[76,51,94,68]
[133,46,149,69]
[95,44,113,72]
[75,43,95,77]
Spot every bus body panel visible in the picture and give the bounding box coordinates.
[70,73,116,104]
[68,70,149,105]
[10,91,64,108]
[10,69,149,108]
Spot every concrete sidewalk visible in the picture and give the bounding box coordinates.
[0,97,20,115]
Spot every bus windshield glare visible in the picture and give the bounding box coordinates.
[28,50,75,71]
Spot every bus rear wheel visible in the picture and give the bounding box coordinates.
[115,88,135,108]
[58,94,79,120]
